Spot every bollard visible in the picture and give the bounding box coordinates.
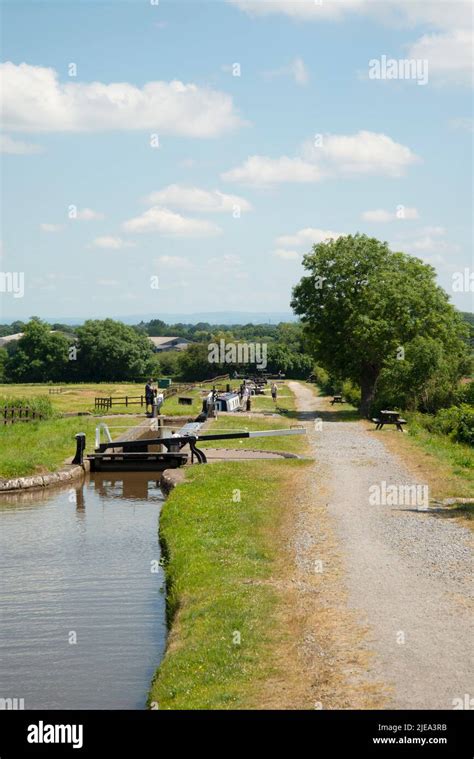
[72,433,86,465]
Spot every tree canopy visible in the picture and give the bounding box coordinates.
[291,234,470,416]
[6,319,70,382]
[75,319,156,381]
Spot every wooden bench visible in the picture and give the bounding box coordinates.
[331,395,345,405]
[372,413,407,432]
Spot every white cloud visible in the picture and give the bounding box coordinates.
[92,236,135,249]
[276,227,343,247]
[0,133,43,154]
[40,223,63,232]
[230,1,473,86]
[396,226,459,261]
[395,0,473,31]
[291,57,310,86]
[207,254,242,266]
[74,208,105,221]
[147,185,252,213]
[123,206,222,238]
[1,62,244,136]
[273,248,301,260]
[228,0,472,29]
[362,207,419,222]
[228,0,367,21]
[303,131,420,177]
[222,155,324,186]
[420,225,446,236]
[263,57,310,86]
[407,29,473,86]
[223,131,419,186]
[449,117,474,132]
[156,255,192,268]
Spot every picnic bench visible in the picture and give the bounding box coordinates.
[331,395,345,405]
[372,410,407,432]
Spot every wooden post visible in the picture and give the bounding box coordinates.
[72,433,86,465]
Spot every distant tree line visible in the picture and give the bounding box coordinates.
[0,318,313,383]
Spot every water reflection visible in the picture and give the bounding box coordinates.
[0,473,166,710]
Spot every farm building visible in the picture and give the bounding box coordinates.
[148,336,192,352]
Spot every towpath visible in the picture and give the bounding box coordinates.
[288,381,473,709]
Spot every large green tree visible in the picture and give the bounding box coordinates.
[6,319,70,382]
[75,319,155,381]
[291,234,470,416]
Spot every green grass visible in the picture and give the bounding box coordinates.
[0,416,138,479]
[0,382,144,414]
[0,382,211,416]
[250,382,296,413]
[406,417,474,492]
[0,381,256,418]
[149,458,308,709]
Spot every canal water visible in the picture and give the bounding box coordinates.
[0,474,167,709]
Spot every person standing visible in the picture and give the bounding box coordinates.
[145,379,154,414]
[271,382,277,403]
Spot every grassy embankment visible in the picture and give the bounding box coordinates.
[0,416,139,479]
[148,384,310,709]
[380,415,474,515]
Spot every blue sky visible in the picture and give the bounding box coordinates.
[1,0,472,321]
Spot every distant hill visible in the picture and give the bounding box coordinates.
[1,311,297,327]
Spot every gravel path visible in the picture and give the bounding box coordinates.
[289,381,473,709]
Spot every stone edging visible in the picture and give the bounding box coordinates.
[161,468,186,494]
[0,463,88,493]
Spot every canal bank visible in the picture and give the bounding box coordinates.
[148,453,312,710]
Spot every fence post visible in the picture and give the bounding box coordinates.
[72,433,86,465]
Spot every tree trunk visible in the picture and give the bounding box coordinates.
[359,365,379,418]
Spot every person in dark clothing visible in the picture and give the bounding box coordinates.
[145,379,154,414]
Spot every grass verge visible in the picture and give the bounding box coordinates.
[0,416,138,478]
[148,458,309,709]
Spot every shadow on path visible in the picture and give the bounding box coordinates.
[281,406,361,423]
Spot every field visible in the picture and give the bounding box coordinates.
[0,416,139,479]
[0,382,208,416]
